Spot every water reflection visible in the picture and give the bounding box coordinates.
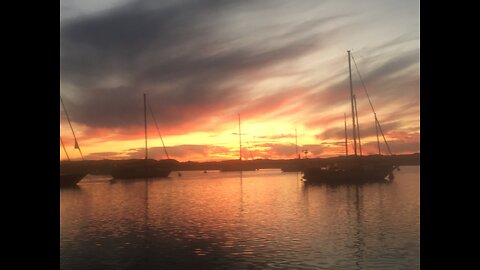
[351,185,365,269]
[240,171,244,214]
[61,167,420,270]
[60,185,82,191]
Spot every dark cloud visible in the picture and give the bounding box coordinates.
[367,33,419,53]
[61,0,347,133]
[299,46,419,133]
[361,48,419,85]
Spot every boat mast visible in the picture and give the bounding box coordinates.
[350,53,393,155]
[147,102,170,159]
[353,94,362,156]
[238,113,242,161]
[144,93,148,160]
[348,51,358,156]
[295,128,299,159]
[60,96,84,160]
[375,119,381,155]
[60,136,71,161]
[344,113,348,156]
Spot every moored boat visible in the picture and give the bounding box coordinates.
[303,51,396,184]
[111,94,173,179]
[303,160,394,183]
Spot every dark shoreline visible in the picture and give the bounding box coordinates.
[60,153,419,175]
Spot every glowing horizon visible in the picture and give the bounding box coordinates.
[60,0,419,161]
[60,110,419,162]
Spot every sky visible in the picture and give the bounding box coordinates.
[60,0,419,162]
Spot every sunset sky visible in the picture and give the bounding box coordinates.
[60,0,419,162]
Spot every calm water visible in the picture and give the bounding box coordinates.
[60,166,420,270]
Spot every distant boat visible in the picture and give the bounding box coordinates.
[303,51,396,184]
[111,94,173,179]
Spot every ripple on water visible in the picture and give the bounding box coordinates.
[60,167,420,270]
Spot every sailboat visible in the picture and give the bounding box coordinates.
[220,114,257,171]
[303,51,396,184]
[281,128,305,172]
[60,96,87,187]
[110,94,174,179]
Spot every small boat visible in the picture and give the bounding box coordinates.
[111,94,173,179]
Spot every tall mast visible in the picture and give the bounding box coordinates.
[375,119,382,155]
[60,96,84,160]
[351,53,393,155]
[147,102,170,159]
[144,93,148,160]
[344,113,348,156]
[353,94,362,156]
[60,137,71,161]
[348,51,358,156]
[295,128,299,159]
[238,113,242,161]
